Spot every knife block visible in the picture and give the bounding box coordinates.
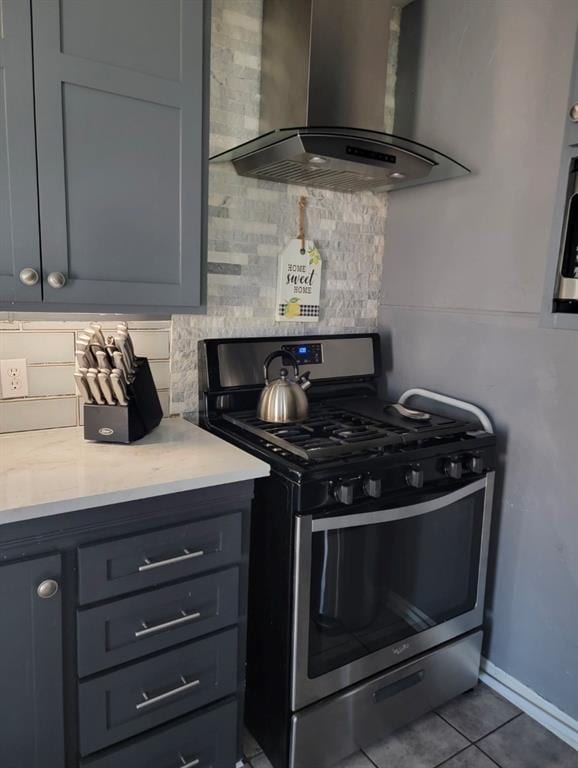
[83,357,163,443]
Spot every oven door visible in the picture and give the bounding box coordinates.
[291,474,494,711]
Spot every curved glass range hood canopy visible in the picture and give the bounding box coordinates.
[210,0,470,194]
[211,127,469,194]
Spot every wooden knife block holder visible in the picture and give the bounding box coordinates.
[83,357,163,443]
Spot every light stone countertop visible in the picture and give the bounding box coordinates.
[0,417,270,524]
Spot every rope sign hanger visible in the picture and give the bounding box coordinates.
[298,196,307,253]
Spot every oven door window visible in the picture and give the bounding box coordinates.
[308,489,485,678]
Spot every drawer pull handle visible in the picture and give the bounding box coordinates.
[138,548,205,572]
[136,676,200,710]
[179,756,200,768]
[373,669,425,704]
[134,610,202,638]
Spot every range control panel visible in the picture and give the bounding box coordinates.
[282,343,323,365]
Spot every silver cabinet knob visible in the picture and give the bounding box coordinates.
[37,579,59,599]
[47,271,66,289]
[570,103,578,122]
[19,267,40,286]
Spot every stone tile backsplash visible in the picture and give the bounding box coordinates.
[0,320,172,433]
[170,0,393,414]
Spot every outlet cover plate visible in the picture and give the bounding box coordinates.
[0,358,29,398]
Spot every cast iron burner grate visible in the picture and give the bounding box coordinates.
[223,403,468,461]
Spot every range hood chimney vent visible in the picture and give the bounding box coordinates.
[211,0,470,194]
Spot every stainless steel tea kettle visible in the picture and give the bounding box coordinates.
[257,350,311,423]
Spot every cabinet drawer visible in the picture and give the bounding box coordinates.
[79,627,238,755]
[78,567,239,676]
[78,512,242,604]
[81,699,237,768]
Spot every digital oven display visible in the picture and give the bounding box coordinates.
[282,343,323,365]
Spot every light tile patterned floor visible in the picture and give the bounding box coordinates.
[244,684,578,768]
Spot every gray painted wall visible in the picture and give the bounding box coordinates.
[379,0,578,719]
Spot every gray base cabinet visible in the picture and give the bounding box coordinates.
[0,0,209,312]
[0,481,252,768]
[0,554,65,767]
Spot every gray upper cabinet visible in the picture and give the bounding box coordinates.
[0,0,208,312]
[0,1,42,304]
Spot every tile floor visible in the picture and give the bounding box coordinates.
[243,684,578,768]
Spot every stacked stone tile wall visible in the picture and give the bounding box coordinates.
[171,0,393,413]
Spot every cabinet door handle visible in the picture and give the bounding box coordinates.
[37,579,59,599]
[47,271,67,289]
[136,676,200,710]
[179,756,200,768]
[134,610,201,638]
[138,548,205,572]
[19,267,40,286]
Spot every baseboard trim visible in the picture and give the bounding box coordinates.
[480,657,578,751]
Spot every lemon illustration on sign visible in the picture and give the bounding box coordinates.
[308,246,321,266]
[285,297,301,318]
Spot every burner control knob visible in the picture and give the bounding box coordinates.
[363,476,382,498]
[444,457,463,480]
[468,454,484,474]
[334,479,358,506]
[405,466,424,488]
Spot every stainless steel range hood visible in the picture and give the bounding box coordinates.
[210,0,470,194]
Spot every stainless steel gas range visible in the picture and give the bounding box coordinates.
[198,334,497,768]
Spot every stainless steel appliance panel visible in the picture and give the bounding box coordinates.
[216,335,376,388]
[290,631,482,768]
[291,474,494,710]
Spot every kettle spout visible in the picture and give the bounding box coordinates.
[299,371,312,391]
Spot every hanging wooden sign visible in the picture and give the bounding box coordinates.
[275,238,322,322]
[276,196,322,322]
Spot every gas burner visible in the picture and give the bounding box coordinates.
[330,429,382,444]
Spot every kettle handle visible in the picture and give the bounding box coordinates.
[263,350,299,385]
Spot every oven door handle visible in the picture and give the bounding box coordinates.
[312,477,487,532]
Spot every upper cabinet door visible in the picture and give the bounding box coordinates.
[0,1,42,303]
[32,0,208,309]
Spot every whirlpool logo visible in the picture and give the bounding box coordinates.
[392,642,410,656]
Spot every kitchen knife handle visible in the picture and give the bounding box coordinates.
[112,351,129,380]
[98,372,116,406]
[76,341,97,369]
[86,370,105,405]
[74,372,94,404]
[89,322,107,347]
[115,333,135,373]
[110,372,129,406]
[95,349,111,371]
[75,351,90,370]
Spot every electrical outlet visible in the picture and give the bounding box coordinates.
[0,358,29,398]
